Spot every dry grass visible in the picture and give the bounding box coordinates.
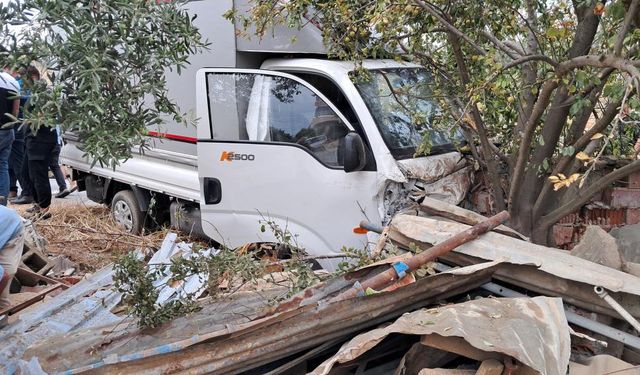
[25,202,170,271]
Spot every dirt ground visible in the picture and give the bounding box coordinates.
[13,198,171,271]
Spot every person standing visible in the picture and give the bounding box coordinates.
[0,67,20,205]
[50,125,69,197]
[11,74,34,205]
[0,205,24,310]
[8,67,27,200]
[24,65,56,219]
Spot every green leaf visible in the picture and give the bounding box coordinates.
[608,2,626,20]
[562,145,575,156]
[542,158,550,171]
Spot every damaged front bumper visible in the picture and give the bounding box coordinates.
[379,152,472,224]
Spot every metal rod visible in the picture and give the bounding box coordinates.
[434,263,640,350]
[594,285,640,333]
[359,220,383,234]
[332,211,509,302]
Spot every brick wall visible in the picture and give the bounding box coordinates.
[553,170,640,249]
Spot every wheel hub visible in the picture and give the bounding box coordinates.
[113,200,134,231]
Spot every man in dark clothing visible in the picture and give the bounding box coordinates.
[23,65,55,219]
[10,154,33,204]
[25,125,56,218]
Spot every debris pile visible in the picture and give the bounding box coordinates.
[1,199,640,374]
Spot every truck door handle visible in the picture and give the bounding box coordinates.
[203,178,222,204]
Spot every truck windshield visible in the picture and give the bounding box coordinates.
[352,68,461,159]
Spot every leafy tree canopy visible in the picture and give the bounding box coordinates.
[237,0,640,242]
[0,0,207,166]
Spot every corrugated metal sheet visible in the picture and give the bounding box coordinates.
[25,263,498,374]
[311,296,571,375]
[389,215,640,295]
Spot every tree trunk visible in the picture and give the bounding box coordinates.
[447,33,507,212]
[511,4,601,239]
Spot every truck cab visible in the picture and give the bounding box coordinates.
[195,59,470,266]
[61,0,471,269]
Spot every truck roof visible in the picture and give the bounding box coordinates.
[260,58,423,75]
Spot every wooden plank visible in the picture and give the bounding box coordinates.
[389,215,640,317]
[396,342,459,374]
[0,284,65,316]
[16,267,69,289]
[370,226,390,258]
[418,369,475,375]
[421,334,503,362]
[476,359,504,375]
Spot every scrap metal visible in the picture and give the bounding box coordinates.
[434,262,640,351]
[24,263,498,374]
[331,211,508,302]
[310,296,571,375]
[388,214,640,318]
[595,285,640,333]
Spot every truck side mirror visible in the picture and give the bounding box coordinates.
[341,132,367,172]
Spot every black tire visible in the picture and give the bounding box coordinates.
[111,190,144,235]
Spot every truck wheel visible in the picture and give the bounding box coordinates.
[111,190,144,234]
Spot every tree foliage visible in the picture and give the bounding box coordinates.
[238,0,640,243]
[0,0,207,166]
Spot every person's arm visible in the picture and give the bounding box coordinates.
[10,92,19,118]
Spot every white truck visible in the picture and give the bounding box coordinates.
[61,0,472,267]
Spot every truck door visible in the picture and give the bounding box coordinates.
[195,69,379,267]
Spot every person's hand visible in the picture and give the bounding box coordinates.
[635,137,640,154]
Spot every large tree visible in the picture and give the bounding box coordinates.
[239,0,640,243]
[0,0,206,166]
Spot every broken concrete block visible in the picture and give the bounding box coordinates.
[570,226,624,270]
[50,256,78,276]
[22,219,47,254]
[609,224,640,263]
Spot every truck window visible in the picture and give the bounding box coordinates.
[207,72,351,168]
[351,68,463,160]
[289,72,376,171]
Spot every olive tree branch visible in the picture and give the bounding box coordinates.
[614,0,640,56]
[540,159,640,229]
[412,0,487,56]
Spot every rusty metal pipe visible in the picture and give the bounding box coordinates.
[332,211,510,302]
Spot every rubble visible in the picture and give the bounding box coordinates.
[570,226,624,270]
[610,223,640,263]
[20,219,54,276]
[1,203,640,374]
[388,214,640,318]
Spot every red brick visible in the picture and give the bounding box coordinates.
[627,208,640,225]
[604,187,640,209]
[628,171,640,189]
[553,225,575,247]
[472,191,492,215]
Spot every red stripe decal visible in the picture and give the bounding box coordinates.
[147,131,197,144]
